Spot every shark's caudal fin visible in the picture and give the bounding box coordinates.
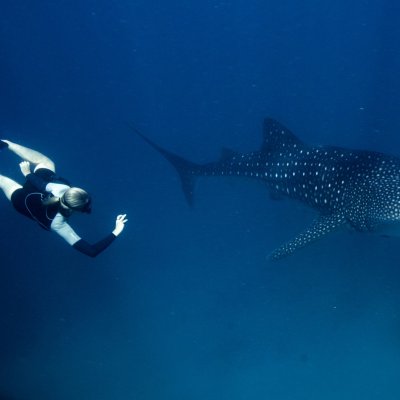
[262,118,304,153]
[132,127,200,206]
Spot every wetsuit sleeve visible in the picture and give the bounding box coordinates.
[26,173,48,192]
[72,235,116,258]
[51,214,116,258]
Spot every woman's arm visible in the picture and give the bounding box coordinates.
[51,214,128,258]
[72,234,117,257]
[20,161,49,191]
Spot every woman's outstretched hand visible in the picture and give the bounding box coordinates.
[112,214,128,236]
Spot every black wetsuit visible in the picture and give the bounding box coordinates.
[11,168,116,257]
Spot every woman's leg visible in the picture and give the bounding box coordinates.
[1,140,55,172]
[0,175,22,201]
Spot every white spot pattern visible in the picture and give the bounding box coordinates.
[150,118,400,259]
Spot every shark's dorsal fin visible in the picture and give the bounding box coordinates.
[262,118,304,153]
[269,213,346,260]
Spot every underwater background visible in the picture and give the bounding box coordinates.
[1,1,400,399]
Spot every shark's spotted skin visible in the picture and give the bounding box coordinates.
[136,118,400,259]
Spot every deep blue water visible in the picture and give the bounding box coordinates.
[1,1,400,399]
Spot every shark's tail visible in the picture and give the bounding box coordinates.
[132,126,200,206]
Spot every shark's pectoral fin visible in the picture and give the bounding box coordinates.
[269,213,346,260]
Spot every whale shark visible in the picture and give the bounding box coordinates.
[135,118,400,259]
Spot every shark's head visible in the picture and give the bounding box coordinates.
[368,177,400,236]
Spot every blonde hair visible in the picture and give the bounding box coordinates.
[61,187,91,212]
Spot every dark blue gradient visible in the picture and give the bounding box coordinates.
[1,1,400,399]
